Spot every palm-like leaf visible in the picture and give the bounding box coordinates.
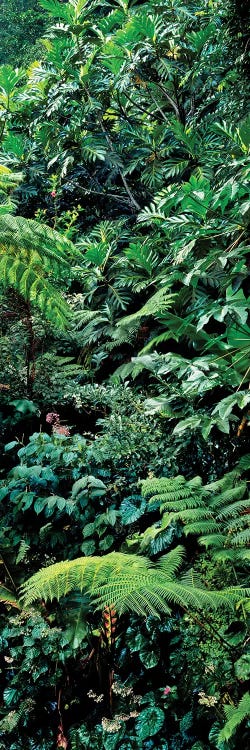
[142,470,250,560]
[0,214,78,327]
[21,547,239,617]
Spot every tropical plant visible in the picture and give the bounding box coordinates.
[0,1,249,749]
[0,212,76,327]
[21,544,249,617]
[216,691,250,744]
[141,468,250,562]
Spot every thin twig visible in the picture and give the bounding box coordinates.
[99,118,141,210]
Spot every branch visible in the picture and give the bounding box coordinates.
[98,118,141,211]
[154,81,181,119]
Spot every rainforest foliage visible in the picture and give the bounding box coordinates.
[0,0,250,748]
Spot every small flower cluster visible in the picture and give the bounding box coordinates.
[101,717,122,733]
[45,412,70,436]
[198,691,218,707]
[112,682,142,705]
[128,710,140,718]
[46,412,60,424]
[102,710,140,733]
[54,424,70,436]
[87,690,104,703]
[112,682,134,697]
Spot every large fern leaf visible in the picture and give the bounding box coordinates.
[21,548,241,617]
[218,692,250,743]
[0,214,77,327]
[117,287,176,328]
[142,471,250,562]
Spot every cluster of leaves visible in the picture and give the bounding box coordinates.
[0,0,249,749]
[0,0,46,68]
[0,425,249,749]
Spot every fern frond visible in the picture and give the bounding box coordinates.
[20,553,151,607]
[184,521,220,535]
[143,471,249,560]
[218,692,250,743]
[204,471,239,494]
[142,475,189,496]
[224,516,250,533]
[217,499,250,520]
[117,287,176,328]
[160,495,204,512]
[21,546,244,618]
[213,549,250,562]
[168,508,213,524]
[210,485,246,509]
[0,213,75,264]
[154,546,186,578]
[0,213,76,326]
[198,533,226,548]
[231,528,250,546]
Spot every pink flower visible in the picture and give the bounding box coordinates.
[163,686,171,696]
[46,412,60,424]
[46,412,70,436]
[51,190,57,198]
[53,424,70,437]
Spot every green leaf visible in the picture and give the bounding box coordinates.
[81,540,96,555]
[4,440,19,451]
[72,476,106,499]
[99,535,114,551]
[82,522,95,538]
[135,707,165,740]
[3,687,19,707]
[120,499,145,525]
[227,322,250,350]
[10,399,39,415]
[140,645,160,668]
[239,114,250,148]
[173,417,201,435]
[234,654,250,682]
[33,497,47,514]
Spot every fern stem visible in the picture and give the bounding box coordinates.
[120,173,141,211]
[236,366,250,391]
[0,116,7,144]
[147,90,171,125]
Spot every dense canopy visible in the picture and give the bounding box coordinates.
[0,1,249,749]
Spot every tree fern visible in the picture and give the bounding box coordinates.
[0,213,77,327]
[218,691,250,743]
[141,470,250,559]
[21,547,243,617]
